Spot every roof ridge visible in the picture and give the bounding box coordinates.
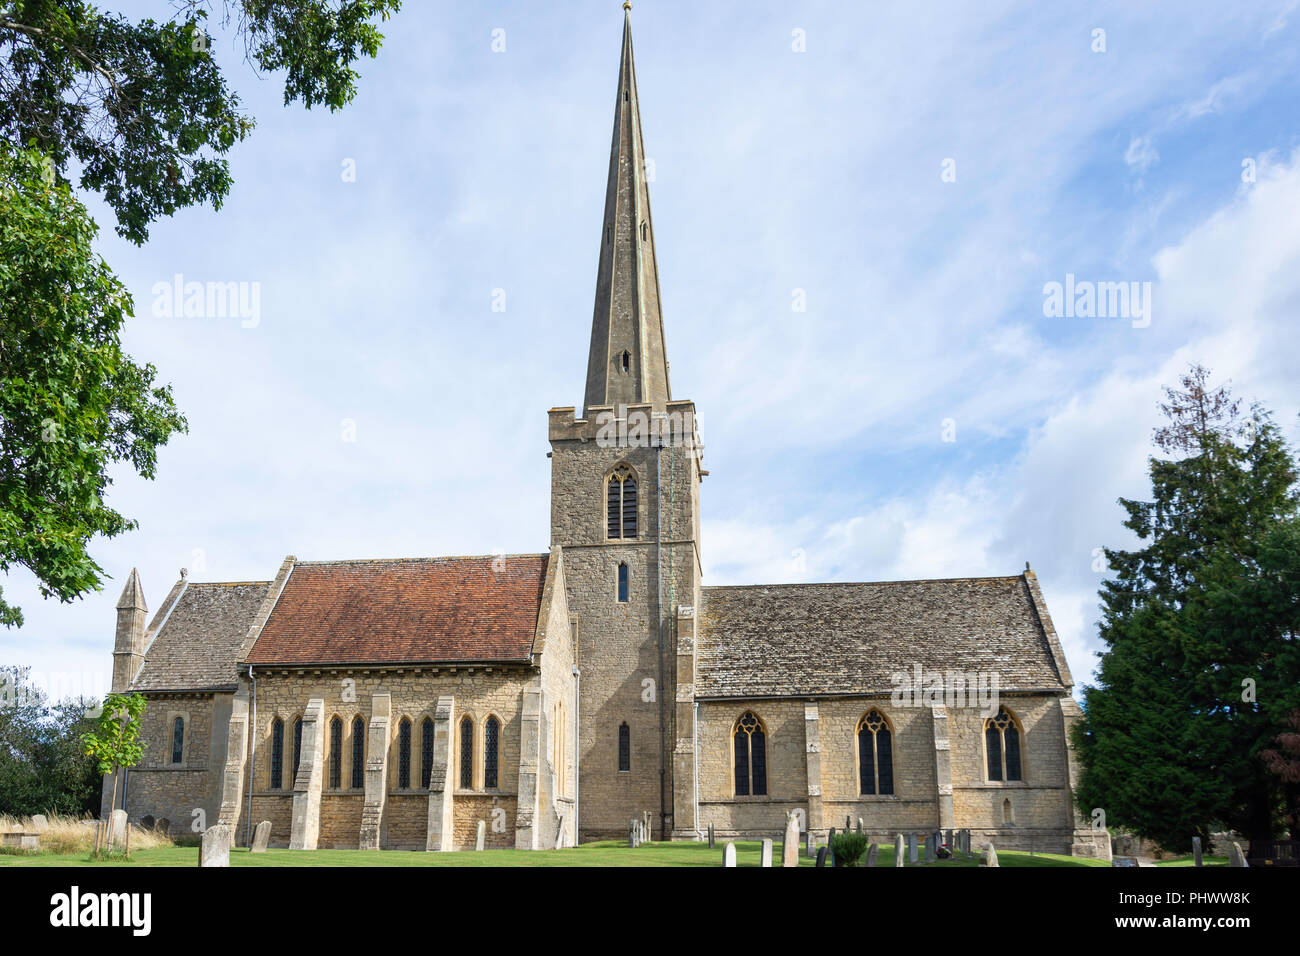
[294,553,548,567]
[703,574,1026,590]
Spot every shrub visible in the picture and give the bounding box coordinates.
[831,830,869,866]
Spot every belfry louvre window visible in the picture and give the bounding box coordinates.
[618,722,630,772]
[329,717,343,789]
[171,717,184,765]
[460,717,474,789]
[484,716,500,789]
[293,718,303,781]
[733,712,767,797]
[421,718,435,789]
[607,465,638,539]
[398,718,412,789]
[270,718,284,789]
[857,710,894,795]
[351,717,365,789]
[985,707,1023,782]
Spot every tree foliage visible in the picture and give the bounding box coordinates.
[0,2,398,625]
[0,665,102,815]
[1074,365,1300,848]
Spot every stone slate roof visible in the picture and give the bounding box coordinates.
[130,582,271,692]
[695,574,1070,699]
[244,555,549,666]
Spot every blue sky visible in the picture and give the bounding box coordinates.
[5,0,1300,704]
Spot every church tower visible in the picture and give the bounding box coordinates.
[549,6,704,842]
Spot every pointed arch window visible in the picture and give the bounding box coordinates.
[398,718,412,789]
[484,716,500,789]
[607,465,638,539]
[617,562,630,602]
[421,717,435,789]
[620,349,631,373]
[460,716,474,789]
[270,718,284,790]
[618,721,631,772]
[171,716,184,765]
[857,710,894,795]
[292,717,303,782]
[351,717,365,789]
[329,717,343,789]
[985,707,1023,782]
[733,712,767,796]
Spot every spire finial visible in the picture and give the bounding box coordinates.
[623,2,632,10]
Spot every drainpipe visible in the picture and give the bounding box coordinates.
[694,699,701,840]
[655,434,667,841]
[572,665,580,847]
[244,665,257,847]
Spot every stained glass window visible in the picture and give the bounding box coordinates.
[986,708,1022,782]
[329,717,342,788]
[733,712,766,796]
[398,718,412,789]
[460,717,474,789]
[421,717,435,789]
[857,710,894,795]
[351,717,365,789]
[270,718,284,790]
[484,716,500,789]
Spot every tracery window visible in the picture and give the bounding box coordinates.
[856,710,894,795]
[460,716,474,789]
[607,465,638,539]
[733,711,767,797]
[351,717,365,789]
[171,716,184,764]
[398,718,412,789]
[484,716,500,789]
[421,717,435,789]
[270,718,284,789]
[329,717,343,789]
[985,707,1023,782]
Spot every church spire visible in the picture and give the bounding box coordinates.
[583,5,672,416]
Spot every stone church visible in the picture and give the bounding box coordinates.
[103,10,1105,857]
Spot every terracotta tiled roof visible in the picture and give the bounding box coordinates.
[130,582,272,692]
[695,574,1070,698]
[244,555,549,666]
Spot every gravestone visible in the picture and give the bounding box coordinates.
[723,842,737,867]
[782,813,800,867]
[199,824,231,868]
[806,829,815,858]
[1192,836,1203,867]
[475,820,486,851]
[907,832,918,864]
[856,818,863,833]
[924,833,935,864]
[845,815,852,830]
[109,809,127,847]
[31,814,48,833]
[894,833,905,867]
[979,842,999,867]
[761,838,773,868]
[866,843,878,867]
[815,846,827,868]
[1228,842,1249,867]
[828,827,837,866]
[157,819,170,836]
[708,822,715,849]
[944,828,953,850]
[628,819,637,848]
[251,820,271,853]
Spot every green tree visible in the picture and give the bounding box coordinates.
[0,2,399,625]
[80,689,145,818]
[1074,366,1300,849]
[0,666,102,815]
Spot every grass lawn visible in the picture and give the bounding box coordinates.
[1154,855,1230,867]
[0,840,1110,867]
